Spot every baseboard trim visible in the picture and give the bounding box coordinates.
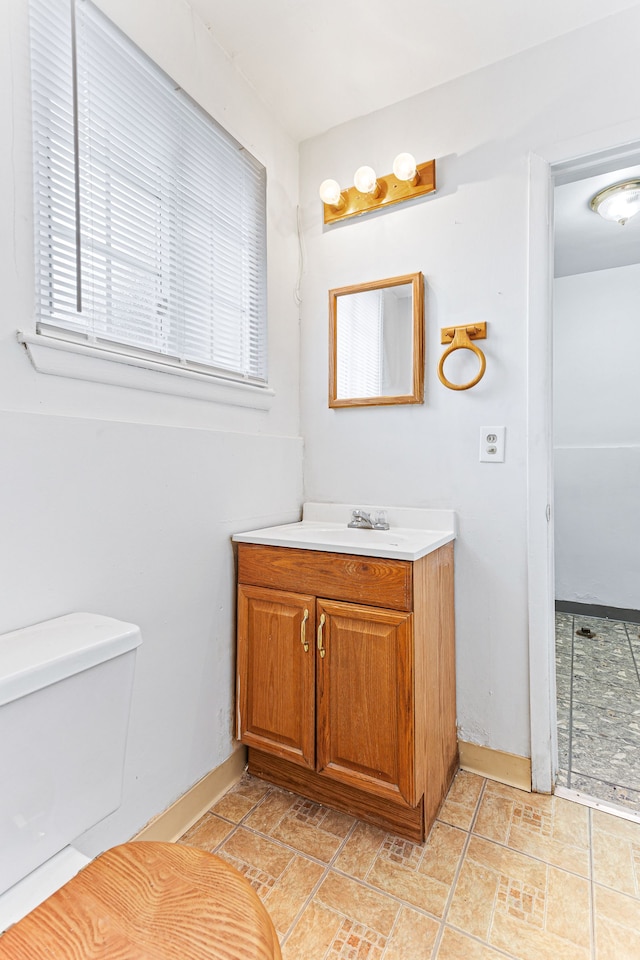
[555,600,640,624]
[132,746,247,842]
[458,741,531,792]
[132,742,530,842]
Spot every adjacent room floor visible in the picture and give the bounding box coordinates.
[178,769,640,959]
[556,611,640,811]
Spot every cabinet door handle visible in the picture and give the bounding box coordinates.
[300,608,309,653]
[317,613,326,659]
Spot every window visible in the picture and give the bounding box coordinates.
[30,0,267,387]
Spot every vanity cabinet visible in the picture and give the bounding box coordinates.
[236,586,316,770]
[236,541,457,842]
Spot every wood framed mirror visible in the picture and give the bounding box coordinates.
[329,272,424,408]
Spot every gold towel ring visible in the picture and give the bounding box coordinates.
[438,323,487,391]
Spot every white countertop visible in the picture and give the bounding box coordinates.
[232,503,456,561]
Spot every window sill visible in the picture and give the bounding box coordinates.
[17,331,274,410]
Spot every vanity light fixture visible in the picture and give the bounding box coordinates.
[319,153,436,224]
[318,179,345,210]
[392,152,419,184]
[353,165,381,197]
[590,179,640,225]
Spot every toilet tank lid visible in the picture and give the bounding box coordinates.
[0,613,142,706]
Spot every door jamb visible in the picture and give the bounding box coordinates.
[527,135,640,793]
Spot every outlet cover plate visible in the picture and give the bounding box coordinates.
[480,425,506,462]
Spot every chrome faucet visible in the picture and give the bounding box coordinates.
[347,509,390,530]
[348,509,373,529]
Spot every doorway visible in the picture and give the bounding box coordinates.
[550,155,640,813]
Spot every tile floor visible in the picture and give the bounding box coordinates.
[556,612,640,811]
[178,769,640,959]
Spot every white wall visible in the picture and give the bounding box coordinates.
[299,6,640,758]
[554,264,640,609]
[0,0,302,853]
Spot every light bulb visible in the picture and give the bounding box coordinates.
[393,152,417,182]
[591,179,640,225]
[319,178,343,207]
[353,165,379,195]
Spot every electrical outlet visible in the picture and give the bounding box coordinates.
[480,426,506,462]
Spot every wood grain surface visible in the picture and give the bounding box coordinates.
[237,584,316,768]
[0,842,282,960]
[238,543,412,611]
[315,599,415,805]
[237,541,458,842]
[413,542,458,830]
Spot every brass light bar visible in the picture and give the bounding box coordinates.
[322,159,436,225]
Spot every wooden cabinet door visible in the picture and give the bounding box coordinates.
[316,599,415,805]
[237,585,316,769]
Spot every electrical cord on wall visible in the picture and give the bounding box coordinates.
[294,205,305,306]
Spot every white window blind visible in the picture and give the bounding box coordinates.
[30,0,267,384]
[337,289,383,398]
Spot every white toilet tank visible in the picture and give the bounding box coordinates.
[0,613,141,896]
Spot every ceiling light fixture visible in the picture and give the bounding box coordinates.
[319,153,436,224]
[590,179,640,225]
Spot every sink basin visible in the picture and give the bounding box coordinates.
[281,526,413,546]
[232,520,455,561]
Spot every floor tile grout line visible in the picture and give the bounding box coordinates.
[216,796,478,877]
[555,616,573,790]
[209,789,483,878]
[326,812,359,869]
[439,922,521,960]
[592,875,640,902]
[214,780,362,867]
[210,792,350,950]
[568,613,575,790]
[430,777,489,958]
[208,780,281,831]
[304,894,394,960]
[225,805,640,914]
[287,814,457,925]
[200,785,343,951]
[565,614,640,811]
[359,826,387,888]
[379,906,403,960]
[328,813,461,936]
[466,835,591,880]
[568,766,640,797]
[277,859,332,949]
[224,821,352,870]
[468,797,593,884]
[326,864,444,924]
[625,620,640,688]
[193,774,600,882]
[588,807,597,960]
[281,813,409,958]
[565,770,640,813]
[188,770,640,958]
[210,787,480,945]
[262,815,359,950]
[212,780,606,950]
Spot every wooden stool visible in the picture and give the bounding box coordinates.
[0,842,282,960]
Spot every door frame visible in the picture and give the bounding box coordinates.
[526,128,640,793]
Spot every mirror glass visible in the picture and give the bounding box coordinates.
[329,273,424,407]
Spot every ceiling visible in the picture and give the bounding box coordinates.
[187,0,640,275]
[188,0,640,142]
[555,164,640,277]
